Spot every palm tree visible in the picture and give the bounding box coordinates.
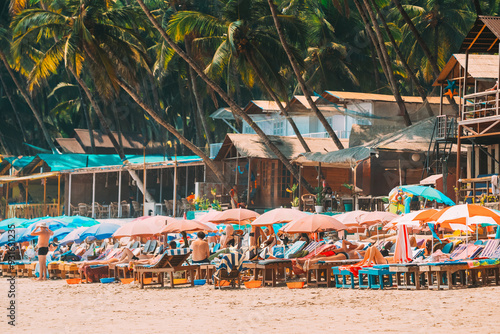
[266,0,345,149]
[136,0,315,192]
[167,2,312,152]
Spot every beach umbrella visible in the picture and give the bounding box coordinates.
[24,217,68,234]
[50,227,75,242]
[281,214,347,234]
[399,185,455,206]
[385,209,439,229]
[357,211,398,226]
[57,216,99,227]
[428,204,500,225]
[251,208,308,226]
[161,220,217,234]
[80,223,120,241]
[59,226,88,245]
[113,216,170,238]
[209,208,260,224]
[393,225,412,263]
[0,228,28,246]
[0,218,28,231]
[334,210,368,229]
[197,210,224,224]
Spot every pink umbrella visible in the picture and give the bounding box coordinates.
[113,216,173,237]
[209,208,260,225]
[197,210,223,224]
[357,211,398,226]
[161,220,217,234]
[393,224,412,263]
[282,214,347,234]
[251,208,308,226]
[334,210,367,229]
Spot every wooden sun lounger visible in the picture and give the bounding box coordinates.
[308,259,360,288]
[134,249,197,289]
[418,263,469,290]
[388,264,426,290]
[244,260,293,287]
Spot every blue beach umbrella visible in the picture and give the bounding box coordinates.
[0,218,27,231]
[24,217,68,235]
[0,228,28,246]
[399,185,455,206]
[50,227,75,242]
[80,223,119,241]
[58,216,99,228]
[59,226,89,245]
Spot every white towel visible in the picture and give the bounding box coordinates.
[492,175,499,195]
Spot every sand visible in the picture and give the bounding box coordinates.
[2,278,500,333]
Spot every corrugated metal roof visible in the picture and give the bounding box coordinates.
[322,91,455,104]
[460,16,500,53]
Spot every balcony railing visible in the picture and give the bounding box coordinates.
[463,89,500,121]
[436,115,458,139]
[7,204,60,219]
[458,176,499,204]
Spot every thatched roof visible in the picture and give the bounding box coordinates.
[214,134,345,161]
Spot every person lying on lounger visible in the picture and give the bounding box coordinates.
[296,240,365,265]
[77,248,152,267]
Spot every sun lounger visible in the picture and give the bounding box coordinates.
[358,265,394,290]
[134,248,197,289]
[213,252,244,289]
[244,259,293,287]
[284,241,306,259]
[477,239,500,259]
[452,245,484,260]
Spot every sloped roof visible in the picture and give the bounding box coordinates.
[214,134,344,161]
[73,129,162,150]
[322,91,454,104]
[56,138,86,154]
[433,54,499,85]
[295,118,437,166]
[460,16,500,53]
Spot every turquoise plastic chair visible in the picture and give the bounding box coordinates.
[442,242,454,254]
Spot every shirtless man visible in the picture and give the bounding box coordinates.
[191,232,210,264]
[30,222,54,281]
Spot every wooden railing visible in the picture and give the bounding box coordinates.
[458,177,499,204]
[463,90,500,121]
[7,204,60,219]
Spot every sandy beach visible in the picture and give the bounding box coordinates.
[2,279,500,333]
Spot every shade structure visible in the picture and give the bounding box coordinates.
[113,216,170,238]
[357,211,398,226]
[334,210,368,229]
[58,216,99,227]
[161,220,216,234]
[393,225,412,263]
[282,214,347,234]
[50,227,75,242]
[197,210,223,224]
[59,226,88,245]
[80,223,120,241]
[0,218,27,231]
[209,208,260,224]
[251,208,308,226]
[399,185,455,206]
[385,209,439,229]
[0,228,28,246]
[24,217,68,234]
[428,204,500,226]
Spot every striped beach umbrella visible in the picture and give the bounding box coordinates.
[393,225,412,263]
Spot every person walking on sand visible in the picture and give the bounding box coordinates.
[30,222,53,281]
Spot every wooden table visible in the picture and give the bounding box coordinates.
[388,265,425,290]
[419,264,468,290]
[198,264,216,284]
[244,261,293,287]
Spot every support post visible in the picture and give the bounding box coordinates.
[43,177,47,216]
[173,161,178,217]
[235,152,239,186]
[247,158,252,207]
[496,144,500,174]
[118,171,122,217]
[456,125,462,204]
[318,163,322,188]
[439,85,443,116]
[5,182,9,219]
[143,150,146,215]
[298,165,302,209]
[92,172,96,218]
[68,174,72,215]
[185,166,189,198]
[463,50,469,118]
[497,42,500,115]
[25,180,28,219]
[57,174,61,216]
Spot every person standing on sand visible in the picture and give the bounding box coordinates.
[30,222,53,281]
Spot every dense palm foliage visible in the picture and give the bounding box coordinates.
[0,0,496,156]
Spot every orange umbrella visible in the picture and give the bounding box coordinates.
[209,208,260,225]
[428,204,500,225]
[251,208,308,226]
[385,209,439,229]
[357,211,398,226]
[197,210,223,224]
[161,220,216,234]
[281,214,347,234]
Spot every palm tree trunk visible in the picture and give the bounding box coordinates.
[185,72,203,147]
[185,37,212,146]
[76,83,96,153]
[117,78,233,192]
[371,0,434,118]
[362,0,412,126]
[0,51,59,153]
[0,73,28,144]
[69,67,155,202]
[245,54,311,152]
[392,0,459,113]
[266,0,344,150]
[136,0,314,193]
[473,0,482,15]
[0,132,10,155]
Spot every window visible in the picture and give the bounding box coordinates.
[270,162,275,199]
[273,120,284,135]
[279,163,291,198]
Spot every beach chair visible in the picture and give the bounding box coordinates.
[284,241,307,259]
[213,252,244,289]
[134,248,197,289]
[477,239,500,259]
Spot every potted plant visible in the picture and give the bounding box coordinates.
[314,186,324,213]
[287,184,300,210]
